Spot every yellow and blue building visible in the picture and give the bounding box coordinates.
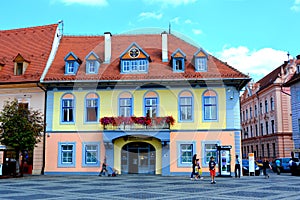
[42,32,250,176]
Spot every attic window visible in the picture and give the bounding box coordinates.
[195,57,207,71]
[66,61,75,74]
[64,52,81,75]
[174,58,184,71]
[171,49,186,72]
[0,61,4,70]
[16,63,23,75]
[87,61,96,73]
[13,54,29,76]
[194,48,208,72]
[120,42,150,74]
[85,51,100,74]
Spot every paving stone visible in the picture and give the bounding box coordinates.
[0,173,299,200]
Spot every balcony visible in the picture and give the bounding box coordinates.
[100,116,175,131]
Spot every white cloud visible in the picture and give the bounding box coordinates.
[216,46,288,81]
[184,19,192,24]
[58,0,108,6]
[291,0,300,11]
[143,0,197,6]
[138,12,163,21]
[192,29,202,35]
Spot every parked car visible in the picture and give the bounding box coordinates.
[290,158,300,176]
[271,158,299,173]
[242,159,260,176]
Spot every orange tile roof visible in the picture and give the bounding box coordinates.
[0,24,58,83]
[44,33,250,84]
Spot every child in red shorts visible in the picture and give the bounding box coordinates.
[209,156,216,184]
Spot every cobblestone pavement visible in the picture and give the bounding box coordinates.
[0,172,299,200]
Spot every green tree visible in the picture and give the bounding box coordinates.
[0,99,44,176]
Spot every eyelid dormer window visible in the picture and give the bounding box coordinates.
[64,52,81,75]
[13,53,29,76]
[85,51,100,74]
[171,49,186,72]
[194,48,208,72]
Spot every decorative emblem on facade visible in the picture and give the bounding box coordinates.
[129,48,140,58]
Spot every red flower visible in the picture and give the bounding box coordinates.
[100,115,175,127]
[165,116,175,125]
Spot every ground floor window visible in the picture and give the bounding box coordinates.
[58,142,76,167]
[202,141,219,166]
[82,143,100,167]
[177,142,196,167]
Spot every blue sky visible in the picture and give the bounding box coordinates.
[1,0,299,81]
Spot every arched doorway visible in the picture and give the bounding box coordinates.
[121,142,156,174]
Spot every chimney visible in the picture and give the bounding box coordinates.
[161,31,168,62]
[104,32,112,63]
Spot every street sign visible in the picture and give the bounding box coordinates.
[248,153,255,175]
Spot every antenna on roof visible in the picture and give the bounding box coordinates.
[169,22,171,34]
[58,20,64,36]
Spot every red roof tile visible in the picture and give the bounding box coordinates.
[44,33,249,83]
[0,24,58,83]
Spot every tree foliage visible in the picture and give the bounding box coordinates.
[0,99,44,155]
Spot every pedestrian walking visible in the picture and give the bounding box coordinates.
[209,156,216,184]
[235,155,241,178]
[99,157,108,176]
[262,158,272,179]
[195,159,204,180]
[190,154,197,180]
[275,159,281,175]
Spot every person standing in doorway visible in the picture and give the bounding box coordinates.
[235,155,241,178]
[209,156,216,184]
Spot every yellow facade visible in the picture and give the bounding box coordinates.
[51,87,227,131]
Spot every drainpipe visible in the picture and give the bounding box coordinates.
[37,83,47,175]
[255,92,261,159]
